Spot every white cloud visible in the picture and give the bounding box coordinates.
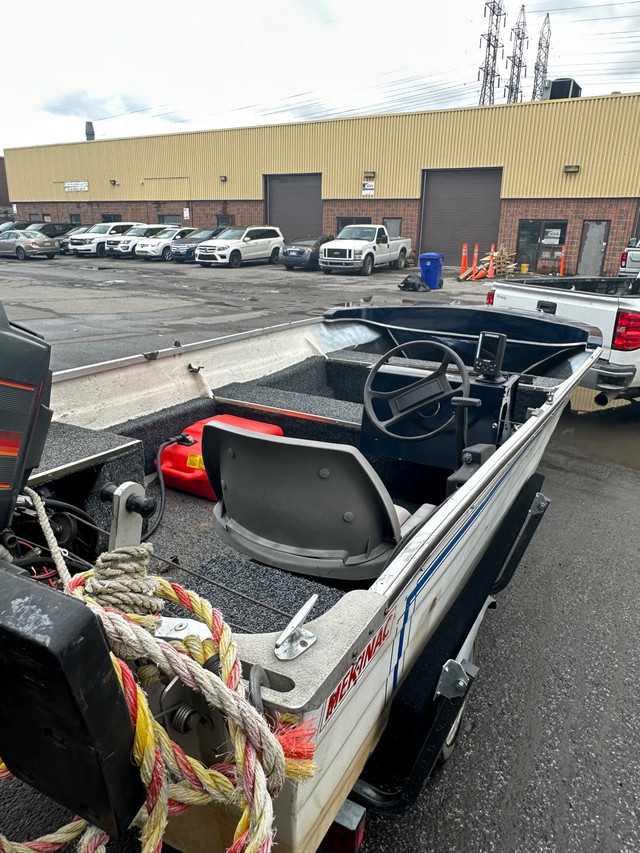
[1,0,638,153]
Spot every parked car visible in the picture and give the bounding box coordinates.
[170,227,226,263]
[195,226,284,268]
[105,225,167,258]
[0,229,58,260]
[58,226,91,254]
[0,221,30,233]
[279,235,334,271]
[319,225,411,276]
[136,226,197,261]
[15,222,77,239]
[69,222,146,257]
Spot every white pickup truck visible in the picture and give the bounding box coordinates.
[488,275,640,406]
[319,225,411,276]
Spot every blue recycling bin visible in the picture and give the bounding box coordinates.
[419,252,445,290]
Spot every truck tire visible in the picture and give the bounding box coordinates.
[395,250,407,271]
[361,255,374,276]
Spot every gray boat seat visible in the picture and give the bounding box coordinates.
[201,420,435,581]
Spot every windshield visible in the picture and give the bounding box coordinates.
[153,228,178,238]
[86,224,111,234]
[216,228,245,240]
[123,227,148,236]
[22,231,41,239]
[288,238,316,247]
[185,229,215,240]
[336,226,376,241]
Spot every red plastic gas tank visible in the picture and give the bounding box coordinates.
[159,415,283,500]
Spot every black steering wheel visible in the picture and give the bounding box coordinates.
[363,340,471,441]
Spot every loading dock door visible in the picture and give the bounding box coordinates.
[420,169,502,265]
[265,174,322,243]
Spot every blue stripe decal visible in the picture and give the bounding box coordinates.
[392,429,542,687]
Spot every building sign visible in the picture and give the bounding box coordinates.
[64,181,89,192]
[183,207,190,220]
[541,227,561,245]
[362,180,375,197]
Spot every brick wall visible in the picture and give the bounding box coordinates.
[323,199,421,257]
[499,198,639,276]
[15,195,640,276]
[13,199,265,229]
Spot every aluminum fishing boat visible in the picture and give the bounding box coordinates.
[0,302,600,853]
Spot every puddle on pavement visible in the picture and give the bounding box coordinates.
[77,266,115,271]
[551,402,640,471]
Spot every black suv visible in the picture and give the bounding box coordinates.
[15,222,77,239]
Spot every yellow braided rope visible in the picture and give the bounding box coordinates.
[0,819,88,853]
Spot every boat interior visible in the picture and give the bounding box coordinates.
[14,305,593,637]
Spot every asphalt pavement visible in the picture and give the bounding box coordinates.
[0,255,638,853]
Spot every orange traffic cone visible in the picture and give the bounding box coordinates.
[487,244,495,278]
[460,244,468,276]
[471,244,479,280]
[475,269,487,280]
[559,244,566,276]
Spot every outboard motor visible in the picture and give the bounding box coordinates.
[0,303,52,534]
[0,304,144,836]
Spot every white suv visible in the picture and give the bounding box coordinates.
[195,226,284,268]
[106,225,168,258]
[136,226,197,261]
[69,222,146,257]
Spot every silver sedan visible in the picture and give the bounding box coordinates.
[0,230,58,260]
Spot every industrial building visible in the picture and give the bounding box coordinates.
[4,91,640,276]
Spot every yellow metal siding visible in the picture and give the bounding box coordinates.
[5,93,640,202]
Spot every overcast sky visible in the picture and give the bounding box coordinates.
[1,0,638,155]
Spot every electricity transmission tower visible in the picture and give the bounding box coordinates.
[505,5,528,103]
[531,13,551,101]
[479,0,507,106]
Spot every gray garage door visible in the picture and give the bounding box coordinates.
[420,168,503,266]
[265,174,322,242]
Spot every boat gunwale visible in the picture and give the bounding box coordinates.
[51,317,321,383]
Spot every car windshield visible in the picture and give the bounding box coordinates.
[185,229,215,240]
[153,229,178,238]
[67,227,88,236]
[288,238,316,247]
[86,225,111,234]
[336,226,376,241]
[123,227,148,236]
[216,228,246,240]
[21,231,41,239]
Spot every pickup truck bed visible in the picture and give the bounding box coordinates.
[490,276,640,404]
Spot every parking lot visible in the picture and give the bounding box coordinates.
[0,255,639,853]
[0,253,486,370]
